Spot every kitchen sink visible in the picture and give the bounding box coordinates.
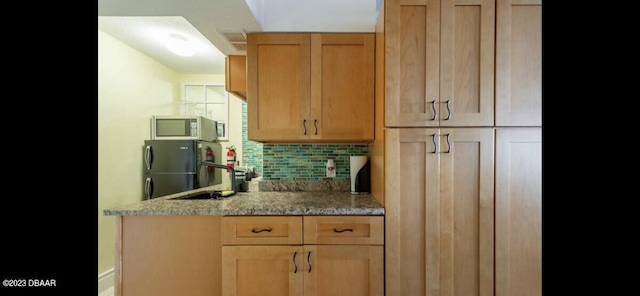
[172,190,235,200]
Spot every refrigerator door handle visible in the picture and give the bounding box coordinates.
[145,177,153,199]
[145,145,153,170]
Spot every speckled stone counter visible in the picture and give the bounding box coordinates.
[103,185,384,216]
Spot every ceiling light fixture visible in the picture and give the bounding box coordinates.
[165,33,197,57]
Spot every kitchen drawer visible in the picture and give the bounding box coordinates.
[222,216,302,245]
[303,216,384,245]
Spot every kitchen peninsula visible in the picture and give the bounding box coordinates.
[104,185,384,216]
[104,184,384,296]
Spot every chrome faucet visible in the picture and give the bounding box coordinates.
[201,162,236,194]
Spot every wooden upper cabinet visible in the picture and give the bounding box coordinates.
[495,0,542,126]
[385,0,495,127]
[247,33,311,142]
[310,34,375,142]
[225,55,247,101]
[247,33,374,143]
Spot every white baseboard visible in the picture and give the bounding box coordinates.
[98,269,114,294]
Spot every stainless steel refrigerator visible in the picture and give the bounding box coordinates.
[143,139,224,199]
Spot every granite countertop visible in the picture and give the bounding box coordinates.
[103,184,384,216]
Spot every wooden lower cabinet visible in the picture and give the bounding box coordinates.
[385,127,541,296]
[221,216,384,296]
[222,245,383,296]
[115,216,221,296]
[222,246,303,296]
[304,245,383,296]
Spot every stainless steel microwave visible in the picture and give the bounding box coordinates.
[151,115,218,141]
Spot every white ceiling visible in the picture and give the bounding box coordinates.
[98,0,381,75]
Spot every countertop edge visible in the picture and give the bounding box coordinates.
[103,188,385,216]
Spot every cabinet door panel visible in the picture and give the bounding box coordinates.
[386,0,440,127]
[385,128,440,295]
[222,246,304,296]
[247,34,311,141]
[119,216,221,296]
[495,128,542,296]
[311,34,374,141]
[439,128,494,296]
[304,245,384,296]
[496,0,542,126]
[441,0,495,126]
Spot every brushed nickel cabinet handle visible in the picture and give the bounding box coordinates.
[333,228,354,233]
[251,228,272,233]
[303,119,307,135]
[293,252,298,273]
[444,100,451,120]
[307,251,312,273]
[430,100,437,120]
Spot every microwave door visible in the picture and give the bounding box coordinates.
[144,140,197,173]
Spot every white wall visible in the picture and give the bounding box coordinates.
[98,30,242,275]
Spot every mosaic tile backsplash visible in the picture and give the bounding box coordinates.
[241,102,263,172]
[241,102,369,180]
[262,144,368,180]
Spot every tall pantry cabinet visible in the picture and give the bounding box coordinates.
[383,0,542,295]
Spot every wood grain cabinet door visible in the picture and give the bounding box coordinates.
[303,245,384,296]
[495,128,542,296]
[222,245,304,296]
[385,128,441,296]
[310,33,375,141]
[495,0,542,127]
[247,33,311,142]
[438,128,495,296]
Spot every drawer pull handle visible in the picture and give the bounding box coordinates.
[251,228,272,233]
[293,251,298,273]
[307,251,312,273]
[333,228,354,233]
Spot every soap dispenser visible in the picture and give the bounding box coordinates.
[326,159,336,178]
